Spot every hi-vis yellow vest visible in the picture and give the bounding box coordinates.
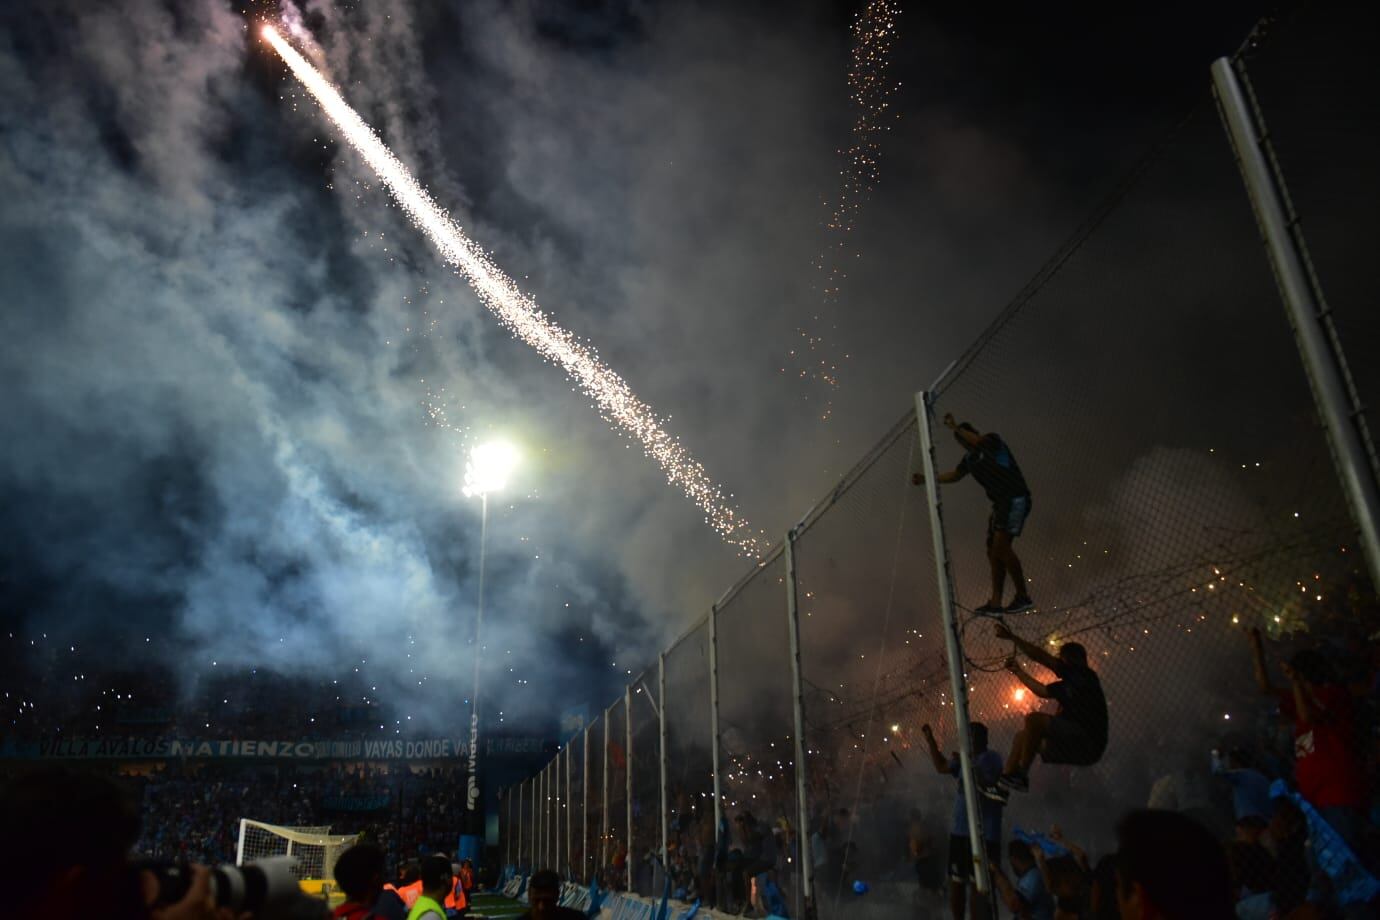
[406,894,446,920]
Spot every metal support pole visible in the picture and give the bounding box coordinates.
[625,684,634,890]
[916,391,992,895]
[465,494,488,851]
[707,605,724,872]
[1212,57,1380,587]
[552,750,557,877]
[517,781,524,871]
[529,777,535,872]
[583,723,591,882]
[602,706,611,872]
[784,530,815,916]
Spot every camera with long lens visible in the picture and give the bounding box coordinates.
[137,855,299,912]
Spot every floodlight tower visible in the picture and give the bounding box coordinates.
[460,440,519,865]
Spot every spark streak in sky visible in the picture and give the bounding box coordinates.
[262,25,765,556]
[791,1,903,420]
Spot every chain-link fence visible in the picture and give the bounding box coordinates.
[496,13,1379,917]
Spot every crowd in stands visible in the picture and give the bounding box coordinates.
[126,762,469,872]
[547,590,1379,919]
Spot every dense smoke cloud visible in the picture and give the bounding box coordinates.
[1,0,1299,736]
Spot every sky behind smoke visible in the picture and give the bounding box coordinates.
[8,0,1356,736]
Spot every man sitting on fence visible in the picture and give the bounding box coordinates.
[993,624,1108,798]
[912,413,1034,615]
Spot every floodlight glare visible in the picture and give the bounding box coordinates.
[463,440,520,497]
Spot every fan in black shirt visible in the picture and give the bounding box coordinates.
[913,413,1034,614]
[990,623,1108,800]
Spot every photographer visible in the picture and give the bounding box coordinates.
[0,765,249,920]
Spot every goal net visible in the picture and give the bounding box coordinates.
[235,819,360,881]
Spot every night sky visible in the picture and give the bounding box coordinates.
[1,0,1372,737]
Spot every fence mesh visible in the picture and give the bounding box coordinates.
[605,697,629,889]
[713,554,805,917]
[631,671,662,895]
[793,414,955,919]
[585,710,604,884]
[665,620,715,903]
[1237,7,1380,427]
[501,17,1379,918]
[925,92,1369,914]
[568,726,586,880]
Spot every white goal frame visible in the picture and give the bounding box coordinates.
[235,818,360,880]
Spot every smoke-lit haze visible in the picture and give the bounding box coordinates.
[0,0,1293,734]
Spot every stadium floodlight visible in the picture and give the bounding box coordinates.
[461,439,519,864]
[463,439,520,498]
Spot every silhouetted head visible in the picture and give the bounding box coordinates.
[969,721,989,752]
[0,766,144,920]
[1059,642,1089,668]
[1115,809,1231,920]
[420,855,451,900]
[953,422,980,448]
[334,842,387,904]
[528,869,562,920]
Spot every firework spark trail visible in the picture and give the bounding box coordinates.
[263,25,765,556]
[791,0,903,420]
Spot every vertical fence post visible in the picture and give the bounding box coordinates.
[563,739,568,877]
[538,766,545,871]
[708,603,724,888]
[784,529,815,917]
[658,653,670,880]
[583,722,591,883]
[1211,57,1380,587]
[556,748,563,875]
[546,763,552,870]
[602,705,611,872]
[518,780,525,872]
[625,683,634,891]
[916,391,992,895]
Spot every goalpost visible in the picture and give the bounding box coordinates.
[236,818,360,882]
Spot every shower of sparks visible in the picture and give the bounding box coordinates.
[791,0,902,421]
[262,24,765,556]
